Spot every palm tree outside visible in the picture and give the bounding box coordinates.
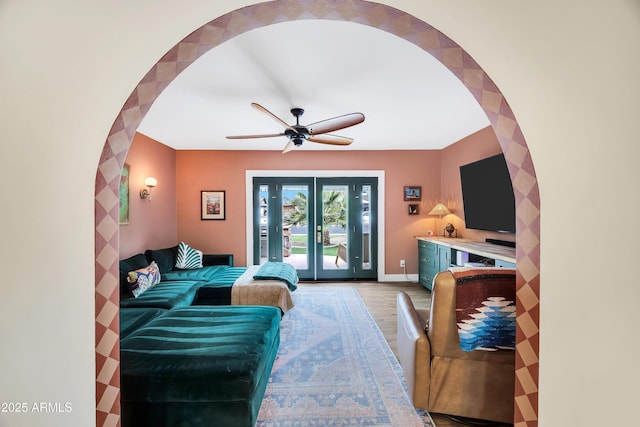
[284,190,347,251]
[320,190,347,245]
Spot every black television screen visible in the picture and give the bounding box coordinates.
[459,153,516,233]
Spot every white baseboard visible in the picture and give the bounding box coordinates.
[379,273,419,283]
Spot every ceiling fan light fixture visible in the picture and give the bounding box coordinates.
[227,103,364,153]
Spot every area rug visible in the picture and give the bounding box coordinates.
[257,286,434,427]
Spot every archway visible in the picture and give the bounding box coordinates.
[94,2,540,426]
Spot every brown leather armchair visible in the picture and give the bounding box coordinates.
[396,268,516,423]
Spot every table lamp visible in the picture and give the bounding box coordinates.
[428,202,451,236]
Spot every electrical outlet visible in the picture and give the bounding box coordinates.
[400,259,405,268]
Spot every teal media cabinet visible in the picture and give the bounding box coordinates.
[416,236,516,290]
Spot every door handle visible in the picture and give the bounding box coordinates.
[317,231,322,244]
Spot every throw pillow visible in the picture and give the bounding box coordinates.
[127,261,161,298]
[175,241,203,269]
[119,253,149,297]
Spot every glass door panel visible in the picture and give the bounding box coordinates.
[253,178,315,280]
[282,184,310,271]
[361,185,372,271]
[318,184,349,273]
[315,178,377,280]
[358,180,377,279]
[258,185,269,265]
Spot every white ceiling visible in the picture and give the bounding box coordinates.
[137,20,490,152]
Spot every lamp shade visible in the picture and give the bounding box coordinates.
[428,202,451,216]
[144,176,157,187]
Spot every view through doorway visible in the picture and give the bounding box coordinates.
[250,173,380,281]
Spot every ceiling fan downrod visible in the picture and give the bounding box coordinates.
[287,107,308,145]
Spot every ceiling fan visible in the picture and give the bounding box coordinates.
[226,103,365,153]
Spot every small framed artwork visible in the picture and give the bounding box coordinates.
[408,204,420,215]
[201,190,226,220]
[404,186,422,201]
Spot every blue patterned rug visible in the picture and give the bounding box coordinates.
[257,286,434,427]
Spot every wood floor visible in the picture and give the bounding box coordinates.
[298,281,512,427]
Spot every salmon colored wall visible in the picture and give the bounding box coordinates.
[119,133,177,258]
[125,127,512,273]
[175,149,442,274]
[440,126,516,244]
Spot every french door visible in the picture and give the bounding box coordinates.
[253,177,377,280]
[254,177,315,279]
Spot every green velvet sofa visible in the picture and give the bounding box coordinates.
[120,306,280,427]
[119,245,246,308]
[118,245,282,427]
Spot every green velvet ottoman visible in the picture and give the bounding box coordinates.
[120,305,281,427]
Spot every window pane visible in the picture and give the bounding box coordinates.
[282,185,309,270]
[322,185,348,270]
[362,185,371,270]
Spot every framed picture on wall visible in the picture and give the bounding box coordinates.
[408,204,420,215]
[119,163,130,224]
[404,186,422,201]
[201,190,226,220]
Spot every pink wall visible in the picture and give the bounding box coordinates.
[175,149,441,274]
[121,126,512,272]
[440,126,516,244]
[119,133,178,258]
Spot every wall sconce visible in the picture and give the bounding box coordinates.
[140,176,157,201]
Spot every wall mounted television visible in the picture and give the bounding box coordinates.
[459,153,516,233]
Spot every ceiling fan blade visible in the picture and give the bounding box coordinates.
[307,112,365,135]
[307,134,354,146]
[282,140,296,154]
[251,103,297,132]
[226,133,284,139]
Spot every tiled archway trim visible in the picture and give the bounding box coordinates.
[94,1,540,426]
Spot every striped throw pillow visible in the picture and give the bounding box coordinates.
[175,241,203,269]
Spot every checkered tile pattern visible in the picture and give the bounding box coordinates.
[94,2,540,426]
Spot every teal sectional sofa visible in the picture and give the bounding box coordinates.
[120,306,280,427]
[118,244,283,427]
[119,245,245,308]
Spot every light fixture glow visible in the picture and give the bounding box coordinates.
[144,177,157,188]
[428,202,452,236]
[427,202,451,217]
[140,176,157,201]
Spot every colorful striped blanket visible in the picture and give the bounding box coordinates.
[451,267,516,352]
